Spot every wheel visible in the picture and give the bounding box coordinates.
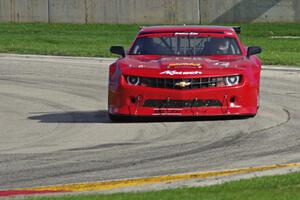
[247,114,257,118]
[108,114,122,122]
[240,114,257,119]
[108,114,130,122]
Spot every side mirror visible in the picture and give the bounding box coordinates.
[110,46,125,57]
[247,46,262,57]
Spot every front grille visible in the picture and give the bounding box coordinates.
[143,99,222,108]
[130,76,225,90]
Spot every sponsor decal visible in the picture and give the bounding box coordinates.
[174,32,199,36]
[160,70,202,76]
[204,59,230,68]
[213,62,230,68]
[225,31,234,36]
[168,63,202,68]
[160,57,205,61]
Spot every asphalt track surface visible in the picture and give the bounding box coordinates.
[1,54,300,191]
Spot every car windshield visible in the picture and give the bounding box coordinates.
[129,36,242,56]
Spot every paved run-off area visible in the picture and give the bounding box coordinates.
[1,54,300,196]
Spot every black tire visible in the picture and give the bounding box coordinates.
[108,114,129,122]
[247,114,257,118]
[240,114,257,119]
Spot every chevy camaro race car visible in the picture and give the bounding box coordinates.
[108,26,262,121]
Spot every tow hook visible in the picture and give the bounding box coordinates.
[222,95,229,114]
[134,95,142,114]
[193,97,199,115]
[129,95,142,115]
[166,97,171,107]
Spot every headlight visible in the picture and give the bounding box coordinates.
[126,76,140,85]
[225,75,240,86]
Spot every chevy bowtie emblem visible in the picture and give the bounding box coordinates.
[175,81,191,88]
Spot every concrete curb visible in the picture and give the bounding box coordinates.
[1,162,300,197]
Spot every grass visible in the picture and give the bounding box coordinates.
[25,171,300,200]
[0,23,139,57]
[0,23,300,66]
[237,23,300,66]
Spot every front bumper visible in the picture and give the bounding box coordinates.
[108,82,258,117]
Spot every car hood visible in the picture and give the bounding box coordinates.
[117,55,250,77]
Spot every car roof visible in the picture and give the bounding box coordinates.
[139,25,236,35]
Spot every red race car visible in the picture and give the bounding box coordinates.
[108,26,262,121]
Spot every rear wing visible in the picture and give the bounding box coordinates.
[233,26,241,34]
[139,25,242,34]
